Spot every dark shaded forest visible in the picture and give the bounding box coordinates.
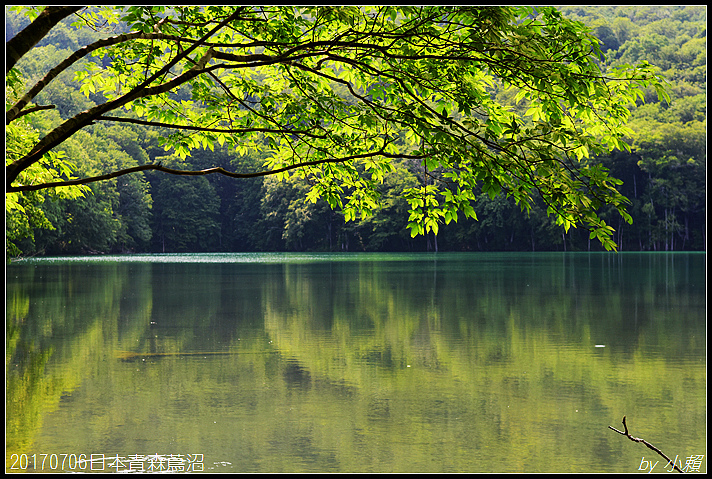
[6,6,706,255]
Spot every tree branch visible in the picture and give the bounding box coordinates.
[7,150,426,193]
[608,416,684,473]
[96,115,328,139]
[6,27,302,125]
[6,6,82,73]
[6,10,242,189]
[6,50,213,188]
[7,30,150,124]
[11,104,56,120]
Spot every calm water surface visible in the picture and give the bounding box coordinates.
[6,253,706,473]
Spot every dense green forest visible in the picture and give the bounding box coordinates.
[5,6,706,255]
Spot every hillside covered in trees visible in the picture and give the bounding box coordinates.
[6,6,706,255]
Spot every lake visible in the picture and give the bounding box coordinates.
[6,252,706,473]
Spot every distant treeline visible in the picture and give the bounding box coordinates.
[6,6,706,254]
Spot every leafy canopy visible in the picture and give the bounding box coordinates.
[6,6,669,251]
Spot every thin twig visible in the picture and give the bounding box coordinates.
[608,416,684,473]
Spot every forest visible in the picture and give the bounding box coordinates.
[5,6,706,256]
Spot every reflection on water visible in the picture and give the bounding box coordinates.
[6,253,706,473]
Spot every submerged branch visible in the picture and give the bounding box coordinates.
[608,416,684,473]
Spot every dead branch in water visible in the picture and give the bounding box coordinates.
[608,416,684,473]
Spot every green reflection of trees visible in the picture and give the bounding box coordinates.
[259,253,705,471]
[5,262,153,469]
[6,253,705,472]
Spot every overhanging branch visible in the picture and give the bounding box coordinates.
[5,51,213,188]
[7,31,147,124]
[7,150,425,193]
[11,104,56,119]
[6,6,82,73]
[6,10,241,189]
[97,115,328,139]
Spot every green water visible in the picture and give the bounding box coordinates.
[6,252,706,473]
